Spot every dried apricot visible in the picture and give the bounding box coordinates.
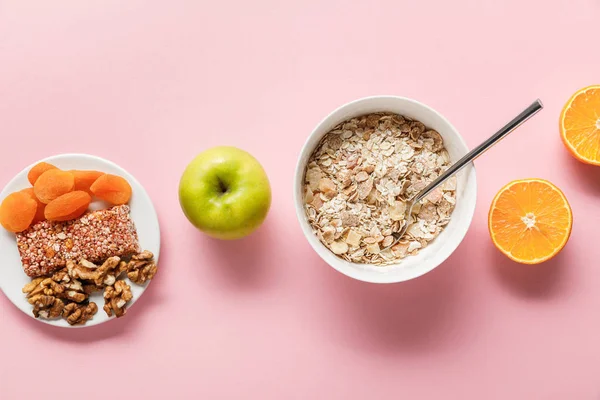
[21,188,46,223]
[69,170,104,193]
[34,169,75,204]
[0,191,37,232]
[45,191,91,222]
[27,162,57,185]
[90,174,132,205]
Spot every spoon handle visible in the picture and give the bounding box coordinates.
[414,99,544,204]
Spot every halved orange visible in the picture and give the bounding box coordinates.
[488,179,572,264]
[560,85,600,165]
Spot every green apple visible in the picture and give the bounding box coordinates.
[178,146,271,240]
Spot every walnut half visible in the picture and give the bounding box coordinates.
[32,295,64,319]
[103,280,133,318]
[67,257,120,286]
[126,250,158,284]
[23,277,64,302]
[63,302,98,325]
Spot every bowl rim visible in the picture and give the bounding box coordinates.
[293,95,478,283]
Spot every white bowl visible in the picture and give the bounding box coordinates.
[294,96,477,283]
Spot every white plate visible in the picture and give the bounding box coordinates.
[0,154,160,328]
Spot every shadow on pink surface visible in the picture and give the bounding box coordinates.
[197,219,279,291]
[314,243,472,356]
[489,240,569,300]
[562,149,600,195]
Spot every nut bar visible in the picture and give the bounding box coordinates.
[16,205,140,278]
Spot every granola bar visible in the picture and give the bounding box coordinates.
[16,205,140,278]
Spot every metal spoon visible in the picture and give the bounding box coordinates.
[384,99,544,251]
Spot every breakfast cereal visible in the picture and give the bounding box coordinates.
[303,112,456,265]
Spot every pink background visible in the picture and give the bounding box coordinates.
[1,0,599,398]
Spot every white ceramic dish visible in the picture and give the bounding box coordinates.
[294,96,477,284]
[0,154,160,327]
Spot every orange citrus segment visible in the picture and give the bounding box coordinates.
[560,85,600,165]
[488,179,572,264]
